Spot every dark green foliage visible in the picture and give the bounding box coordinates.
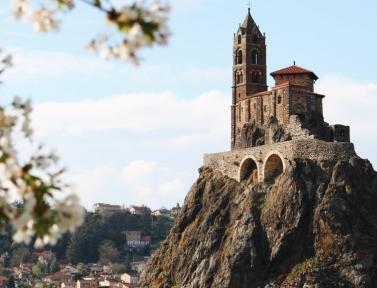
[66,213,105,264]
[49,257,59,273]
[51,232,71,260]
[66,211,173,264]
[98,240,119,265]
[2,210,173,266]
[152,216,173,242]
[6,275,15,288]
[0,225,12,256]
[10,245,30,266]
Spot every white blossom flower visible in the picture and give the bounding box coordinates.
[55,194,85,232]
[29,8,60,32]
[34,237,44,249]
[11,96,22,109]
[12,0,29,20]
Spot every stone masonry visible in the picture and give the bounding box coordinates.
[204,9,354,183]
[203,139,355,182]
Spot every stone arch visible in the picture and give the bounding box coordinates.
[263,152,285,182]
[239,156,259,183]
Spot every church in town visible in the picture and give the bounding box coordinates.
[203,9,355,183]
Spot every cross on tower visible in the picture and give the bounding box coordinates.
[246,0,251,11]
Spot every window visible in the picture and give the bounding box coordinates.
[237,50,243,64]
[252,71,261,83]
[236,70,244,84]
[238,34,242,44]
[264,105,267,112]
[252,49,259,64]
[253,34,258,43]
[277,96,282,104]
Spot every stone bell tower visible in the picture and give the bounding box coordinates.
[231,8,268,149]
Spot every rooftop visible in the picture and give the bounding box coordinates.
[270,65,319,80]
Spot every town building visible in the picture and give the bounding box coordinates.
[125,231,151,248]
[76,278,98,288]
[204,9,354,183]
[152,208,170,217]
[130,259,149,273]
[121,272,139,284]
[170,203,181,218]
[0,276,7,288]
[61,281,76,288]
[128,205,149,215]
[93,203,122,215]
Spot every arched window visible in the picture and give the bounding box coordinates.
[237,50,243,64]
[253,34,258,43]
[252,49,259,64]
[238,34,242,44]
[277,96,282,104]
[252,71,260,83]
[236,71,243,84]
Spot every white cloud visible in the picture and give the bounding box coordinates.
[317,74,377,164]
[33,90,229,146]
[70,164,119,207]
[121,160,186,206]
[3,48,112,84]
[30,90,228,209]
[69,161,188,210]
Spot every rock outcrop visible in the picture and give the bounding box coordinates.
[140,156,377,288]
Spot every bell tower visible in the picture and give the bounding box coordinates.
[231,8,267,149]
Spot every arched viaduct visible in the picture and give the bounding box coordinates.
[203,139,355,183]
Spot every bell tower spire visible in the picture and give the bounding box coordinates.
[231,9,267,149]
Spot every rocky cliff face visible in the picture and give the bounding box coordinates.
[140,156,377,288]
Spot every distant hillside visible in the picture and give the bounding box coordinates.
[0,210,174,266]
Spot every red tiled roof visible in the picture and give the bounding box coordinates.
[270,65,318,80]
[141,235,151,241]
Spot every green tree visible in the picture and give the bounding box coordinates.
[10,245,30,266]
[2,252,10,268]
[66,213,105,264]
[32,260,48,278]
[98,240,119,265]
[152,216,174,242]
[6,275,15,288]
[49,257,59,273]
[111,263,128,274]
[51,232,71,260]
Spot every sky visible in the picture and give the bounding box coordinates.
[1,0,377,210]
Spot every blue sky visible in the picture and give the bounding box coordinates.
[1,0,377,209]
